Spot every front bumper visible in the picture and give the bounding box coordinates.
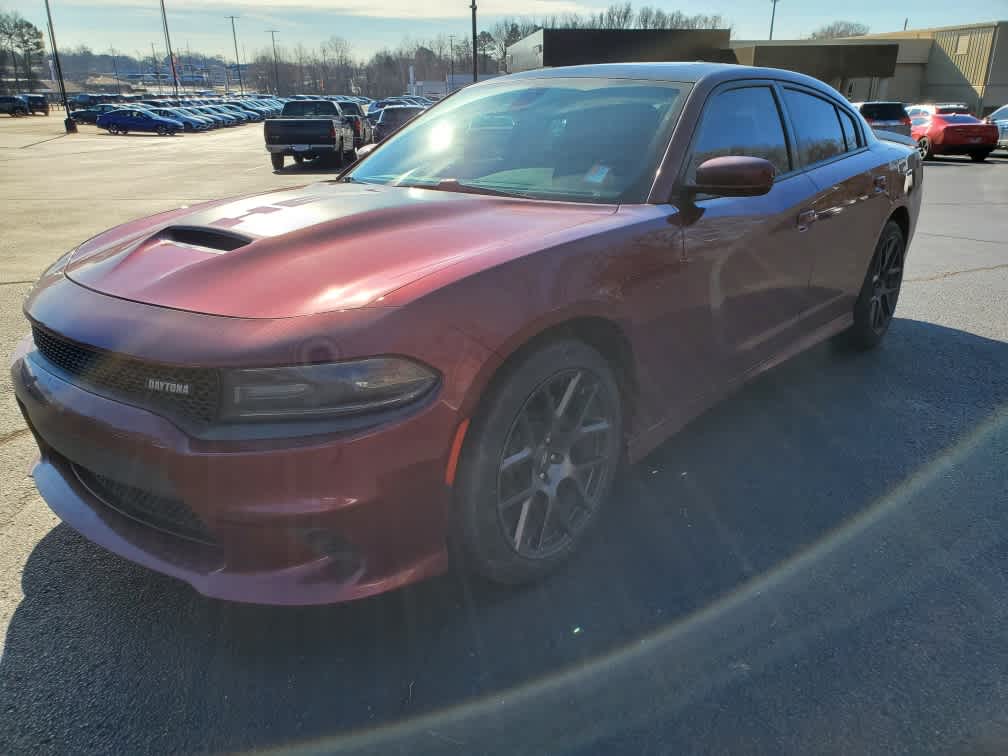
[11,336,456,605]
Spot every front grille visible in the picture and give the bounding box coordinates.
[72,463,216,544]
[32,325,219,426]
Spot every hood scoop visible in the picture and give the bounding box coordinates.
[156,225,252,253]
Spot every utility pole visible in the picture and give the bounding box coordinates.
[110,48,121,95]
[151,42,162,94]
[768,0,780,40]
[43,0,74,132]
[159,0,179,98]
[227,15,244,94]
[449,34,457,92]
[470,0,478,83]
[268,30,281,95]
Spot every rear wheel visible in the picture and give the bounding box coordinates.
[969,151,991,162]
[107,125,118,135]
[156,124,167,136]
[270,153,284,170]
[917,137,933,160]
[843,220,905,350]
[454,340,623,585]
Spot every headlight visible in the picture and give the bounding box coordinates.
[220,357,438,421]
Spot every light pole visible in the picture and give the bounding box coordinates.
[43,0,74,132]
[151,42,162,95]
[227,16,244,94]
[110,48,121,95]
[159,0,179,97]
[448,34,455,92]
[769,0,781,40]
[470,0,478,83]
[268,30,281,95]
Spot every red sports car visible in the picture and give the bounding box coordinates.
[12,63,922,604]
[911,111,998,162]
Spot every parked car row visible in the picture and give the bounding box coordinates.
[71,94,289,135]
[1,93,49,116]
[851,100,1004,162]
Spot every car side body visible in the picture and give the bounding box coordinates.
[984,104,1008,149]
[12,63,922,605]
[96,109,185,135]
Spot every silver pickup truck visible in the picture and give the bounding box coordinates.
[263,100,357,170]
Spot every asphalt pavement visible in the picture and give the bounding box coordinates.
[0,115,1006,755]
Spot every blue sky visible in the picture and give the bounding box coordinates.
[8,0,1005,62]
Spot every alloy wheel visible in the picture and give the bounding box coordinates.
[868,232,904,334]
[917,137,930,160]
[496,368,617,559]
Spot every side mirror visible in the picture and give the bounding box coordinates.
[689,156,776,198]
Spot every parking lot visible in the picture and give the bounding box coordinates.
[1,112,1007,754]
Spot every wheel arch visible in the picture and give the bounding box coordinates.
[888,205,910,242]
[464,315,640,444]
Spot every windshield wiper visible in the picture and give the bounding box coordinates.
[398,178,526,198]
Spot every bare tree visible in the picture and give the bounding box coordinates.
[809,21,870,39]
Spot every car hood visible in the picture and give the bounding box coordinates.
[64,182,616,318]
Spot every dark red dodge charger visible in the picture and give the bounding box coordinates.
[12,64,922,604]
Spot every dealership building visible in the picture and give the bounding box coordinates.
[506,21,1007,115]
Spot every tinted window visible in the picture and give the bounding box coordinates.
[690,86,790,176]
[783,89,845,166]
[338,101,364,117]
[281,101,340,117]
[838,108,861,150]
[936,106,970,114]
[380,107,425,126]
[940,114,982,124]
[990,105,1008,121]
[911,117,929,126]
[859,103,908,121]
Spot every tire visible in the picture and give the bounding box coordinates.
[969,151,991,162]
[842,220,906,351]
[917,137,932,161]
[168,129,177,136]
[156,125,167,136]
[454,339,624,585]
[107,125,118,135]
[271,153,284,170]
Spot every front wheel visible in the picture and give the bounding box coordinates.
[107,125,118,135]
[842,220,905,350]
[270,153,284,170]
[156,125,167,136]
[969,151,991,162]
[454,340,624,585]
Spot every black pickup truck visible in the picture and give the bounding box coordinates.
[263,100,357,170]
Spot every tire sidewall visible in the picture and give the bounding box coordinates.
[455,339,623,584]
[850,220,905,348]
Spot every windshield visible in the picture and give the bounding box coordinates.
[350,77,687,203]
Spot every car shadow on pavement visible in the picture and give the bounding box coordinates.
[1,318,1006,754]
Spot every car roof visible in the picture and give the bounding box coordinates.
[504,62,834,90]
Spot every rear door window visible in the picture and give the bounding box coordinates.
[782,89,846,166]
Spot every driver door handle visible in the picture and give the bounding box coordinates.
[797,209,817,231]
